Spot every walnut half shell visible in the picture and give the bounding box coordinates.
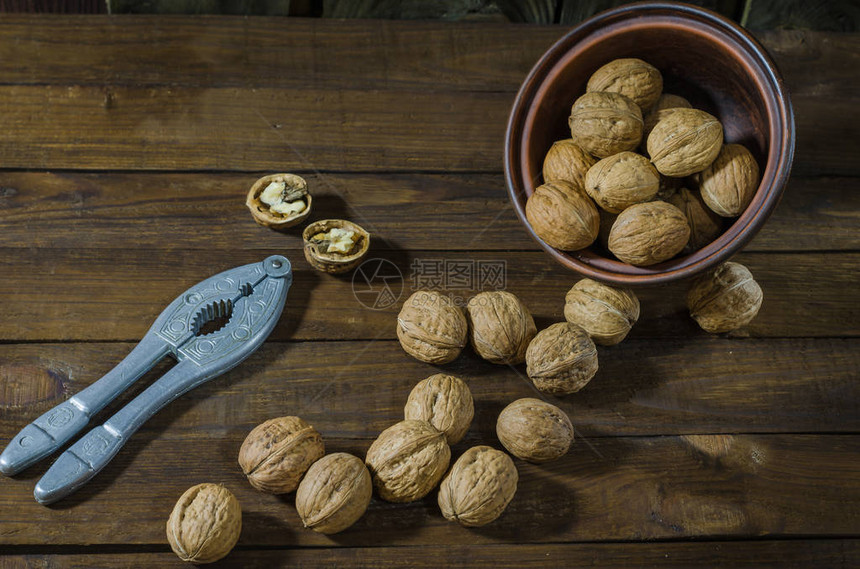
[302,219,370,274]
[246,173,312,230]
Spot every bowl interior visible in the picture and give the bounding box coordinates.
[508,4,792,285]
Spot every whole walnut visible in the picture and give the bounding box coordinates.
[585,151,660,213]
[295,453,372,535]
[365,420,450,503]
[687,262,763,333]
[437,446,518,527]
[668,187,723,252]
[238,416,325,494]
[587,58,663,109]
[564,279,640,345]
[397,290,468,364]
[404,373,474,445]
[608,201,690,266]
[167,483,242,564]
[698,143,760,217]
[647,108,723,177]
[466,291,536,365]
[496,398,574,463]
[542,138,597,188]
[525,322,598,395]
[569,91,643,158]
[525,181,599,251]
[642,94,692,143]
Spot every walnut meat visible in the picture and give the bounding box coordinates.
[564,279,640,345]
[238,416,325,494]
[167,483,242,564]
[668,187,723,251]
[608,201,690,266]
[542,139,597,188]
[687,262,763,333]
[525,181,599,251]
[295,453,372,535]
[246,173,311,230]
[525,322,598,395]
[437,446,518,527]
[569,91,643,158]
[586,58,663,109]
[496,398,574,463]
[365,420,450,503]
[303,219,370,274]
[466,291,537,365]
[698,144,760,217]
[647,109,723,177]
[397,291,468,364]
[585,151,660,213]
[404,373,474,445]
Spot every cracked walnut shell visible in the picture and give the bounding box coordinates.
[295,453,372,535]
[438,445,518,527]
[587,57,663,109]
[526,180,599,251]
[246,173,311,230]
[404,373,474,445]
[167,483,242,564]
[542,138,597,188]
[526,322,598,395]
[365,420,451,503]
[608,201,690,266]
[466,291,537,365]
[564,279,640,346]
[397,290,468,364]
[687,261,763,333]
[303,219,370,274]
[585,151,660,213]
[647,108,723,177]
[238,416,325,494]
[698,143,760,217]
[568,91,643,158]
[496,398,573,463]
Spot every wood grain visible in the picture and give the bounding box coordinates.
[0,248,855,341]
[0,172,856,252]
[2,540,858,568]
[0,338,856,439]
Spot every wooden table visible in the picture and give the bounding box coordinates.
[0,15,857,568]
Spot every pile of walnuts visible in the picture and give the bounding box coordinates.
[528,58,761,266]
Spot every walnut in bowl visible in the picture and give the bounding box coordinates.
[246,173,312,230]
[302,219,370,274]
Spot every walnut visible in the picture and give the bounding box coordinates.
[568,91,643,158]
[608,201,690,266]
[586,58,663,109]
[525,322,598,395]
[564,279,640,345]
[525,180,599,251]
[437,445,518,527]
[466,291,537,365]
[303,219,370,274]
[295,453,372,534]
[496,398,573,463]
[642,94,692,143]
[404,373,474,445]
[397,290,468,364]
[687,262,763,333]
[542,138,597,188]
[698,144,760,217]
[668,187,723,252]
[166,483,242,564]
[238,416,325,494]
[246,173,311,230]
[647,108,723,177]
[365,420,450,503]
[585,151,660,213]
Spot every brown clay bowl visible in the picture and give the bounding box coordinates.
[505,1,795,286]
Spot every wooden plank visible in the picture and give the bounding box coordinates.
[0,249,856,341]
[0,433,856,545]
[0,338,856,439]
[0,172,856,252]
[3,540,858,568]
[0,84,852,175]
